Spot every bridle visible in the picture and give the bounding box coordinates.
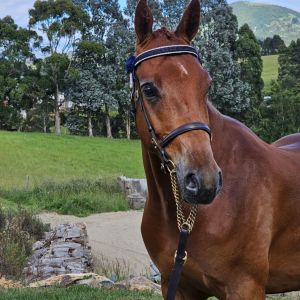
[126,45,211,300]
[126,45,212,173]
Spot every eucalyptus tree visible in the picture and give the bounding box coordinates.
[0,16,37,130]
[29,0,89,135]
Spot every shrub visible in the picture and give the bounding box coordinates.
[0,207,49,279]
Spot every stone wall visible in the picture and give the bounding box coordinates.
[117,176,147,209]
[23,223,92,282]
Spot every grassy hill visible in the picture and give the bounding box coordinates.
[262,54,279,94]
[0,131,144,215]
[231,1,300,45]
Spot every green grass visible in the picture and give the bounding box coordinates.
[0,287,297,300]
[262,55,279,94]
[0,178,129,216]
[0,286,163,300]
[0,131,144,189]
[0,131,144,215]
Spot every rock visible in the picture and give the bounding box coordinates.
[24,223,92,283]
[0,277,23,288]
[117,176,148,198]
[29,273,113,288]
[33,241,44,251]
[115,276,161,294]
[127,193,146,210]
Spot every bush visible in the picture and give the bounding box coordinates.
[0,207,49,279]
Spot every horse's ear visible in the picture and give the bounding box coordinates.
[135,0,153,44]
[175,0,200,42]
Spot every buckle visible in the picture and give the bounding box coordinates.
[174,250,188,265]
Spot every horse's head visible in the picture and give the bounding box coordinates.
[133,0,222,205]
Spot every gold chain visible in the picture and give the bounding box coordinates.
[167,161,198,233]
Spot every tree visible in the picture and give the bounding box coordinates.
[261,35,286,55]
[66,41,105,137]
[237,24,263,127]
[195,0,250,119]
[0,16,37,131]
[257,39,300,142]
[29,0,89,135]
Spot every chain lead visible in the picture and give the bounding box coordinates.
[168,161,198,234]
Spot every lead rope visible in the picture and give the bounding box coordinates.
[166,161,198,300]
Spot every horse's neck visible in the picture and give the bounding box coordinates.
[207,102,266,164]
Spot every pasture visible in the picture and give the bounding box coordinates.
[0,131,144,215]
[262,54,279,94]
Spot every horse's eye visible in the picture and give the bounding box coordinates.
[141,83,158,100]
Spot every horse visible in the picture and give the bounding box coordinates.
[129,0,300,299]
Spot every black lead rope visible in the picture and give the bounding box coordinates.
[166,227,189,300]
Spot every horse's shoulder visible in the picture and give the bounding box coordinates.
[272,133,300,152]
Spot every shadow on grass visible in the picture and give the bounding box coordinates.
[0,178,128,216]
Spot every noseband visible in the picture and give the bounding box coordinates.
[126,45,212,172]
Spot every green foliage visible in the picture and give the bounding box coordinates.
[256,39,300,142]
[231,1,300,45]
[261,35,286,55]
[0,207,49,279]
[237,23,263,126]
[196,1,250,119]
[0,286,163,300]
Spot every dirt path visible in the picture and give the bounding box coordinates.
[39,211,150,275]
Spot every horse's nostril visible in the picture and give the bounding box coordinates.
[184,173,200,195]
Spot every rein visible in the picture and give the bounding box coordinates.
[126,45,211,300]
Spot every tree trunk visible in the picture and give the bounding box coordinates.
[105,103,112,138]
[88,113,93,137]
[54,83,61,135]
[43,116,47,133]
[126,111,131,140]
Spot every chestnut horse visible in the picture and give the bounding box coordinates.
[131,0,300,299]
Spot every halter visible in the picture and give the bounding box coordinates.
[126,45,211,300]
[126,45,211,172]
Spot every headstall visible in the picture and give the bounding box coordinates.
[126,45,211,300]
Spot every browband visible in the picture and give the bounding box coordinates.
[126,45,202,82]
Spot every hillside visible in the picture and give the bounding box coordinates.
[231,1,300,45]
[0,131,144,189]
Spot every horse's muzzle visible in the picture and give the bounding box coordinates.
[179,169,222,204]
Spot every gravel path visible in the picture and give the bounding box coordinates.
[38,211,150,275]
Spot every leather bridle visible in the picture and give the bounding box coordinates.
[126,45,212,172]
[126,45,212,300]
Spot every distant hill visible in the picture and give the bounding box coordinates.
[231,1,300,45]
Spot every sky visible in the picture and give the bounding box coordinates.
[0,0,299,28]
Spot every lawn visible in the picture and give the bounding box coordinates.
[262,54,279,95]
[0,131,144,215]
[0,286,163,300]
